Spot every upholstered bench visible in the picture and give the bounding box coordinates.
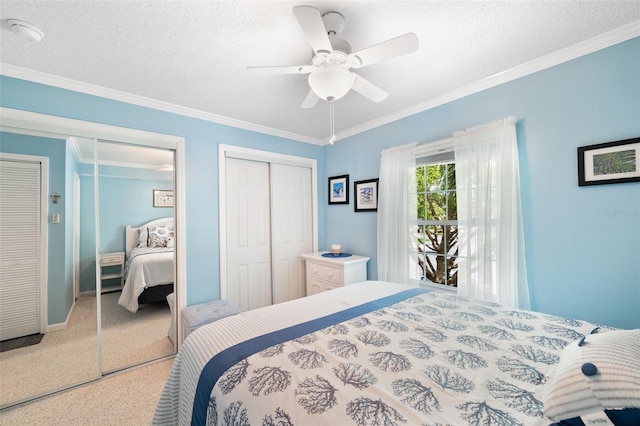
[181,299,240,339]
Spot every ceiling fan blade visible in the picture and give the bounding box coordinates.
[349,33,419,69]
[352,75,389,103]
[293,5,333,55]
[300,90,320,109]
[247,65,313,75]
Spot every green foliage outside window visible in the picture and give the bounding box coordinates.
[416,162,458,286]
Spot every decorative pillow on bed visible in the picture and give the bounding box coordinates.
[147,225,174,248]
[543,328,640,425]
[136,227,148,247]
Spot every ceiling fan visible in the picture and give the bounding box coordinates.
[248,5,419,109]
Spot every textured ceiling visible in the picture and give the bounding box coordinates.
[1,1,639,145]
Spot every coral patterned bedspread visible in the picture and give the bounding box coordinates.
[153,281,600,426]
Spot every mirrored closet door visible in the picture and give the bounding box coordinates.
[95,141,177,373]
[0,109,183,409]
[0,135,100,408]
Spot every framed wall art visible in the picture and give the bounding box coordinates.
[328,175,349,204]
[578,137,640,186]
[153,189,174,207]
[354,178,379,212]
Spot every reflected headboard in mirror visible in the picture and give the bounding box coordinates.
[125,217,174,258]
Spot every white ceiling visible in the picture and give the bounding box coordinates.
[1,1,639,146]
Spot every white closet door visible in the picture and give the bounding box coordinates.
[225,158,272,311]
[0,160,41,340]
[270,163,313,303]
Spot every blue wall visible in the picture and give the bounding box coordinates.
[98,165,173,253]
[79,163,173,291]
[1,37,637,329]
[325,37,640,329]
[77,163,96,294]
[0,76,325,308]
[0,132,74,325]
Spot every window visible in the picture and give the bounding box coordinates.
[379,118,528,307]
[411,157,458,287]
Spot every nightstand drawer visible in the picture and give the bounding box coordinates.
[100,254,124,266]
[308,263,341,284]
[307,278,340,295]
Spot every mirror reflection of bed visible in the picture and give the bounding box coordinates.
[100,217,175,373]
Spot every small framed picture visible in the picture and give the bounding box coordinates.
[153,189,174,207]
[328,175,349,204]
[578,137,640,186]
[354,178,379,212]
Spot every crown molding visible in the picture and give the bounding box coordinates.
[66,136,85,163]
[0,63,324,146]
[336,21,640,142]
[2,21,637,146]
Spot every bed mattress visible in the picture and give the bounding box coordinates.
[153,281,603,425]
[118,246,174,313]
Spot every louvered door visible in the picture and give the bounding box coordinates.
[0,159,41,340]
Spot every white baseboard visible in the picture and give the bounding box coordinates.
[46,299,76,333]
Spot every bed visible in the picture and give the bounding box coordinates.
[118,217,175,313]
[153,281,639,426]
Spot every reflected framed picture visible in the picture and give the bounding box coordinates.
[354,178,379,212]
[328,175,349,204]
[578,137,640,186]
[153,189,174,207]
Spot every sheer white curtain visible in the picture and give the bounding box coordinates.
[377,143,417,283]
[454,117,530,309]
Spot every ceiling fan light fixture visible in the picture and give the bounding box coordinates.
[6,19,45,42]
[308,66,356,101]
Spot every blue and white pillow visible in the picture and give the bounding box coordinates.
[543,328,640,425]
[147,225,174,248]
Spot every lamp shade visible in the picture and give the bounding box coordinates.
[308,66,356,101]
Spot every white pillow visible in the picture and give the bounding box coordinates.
[543,329,640,423]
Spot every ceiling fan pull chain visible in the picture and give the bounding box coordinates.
[329,101,336,145]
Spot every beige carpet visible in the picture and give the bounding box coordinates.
[0,296,100,406]
[1,292,175,408]
[0,358,173,425]
[101,291,174,373]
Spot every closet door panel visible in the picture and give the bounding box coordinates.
[0,160,40,340]
[270,163,313,303]
[225,158,272,311]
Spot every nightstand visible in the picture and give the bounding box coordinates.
[301,252,369,296]
[99,251,125,293]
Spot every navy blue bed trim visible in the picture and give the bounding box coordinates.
[191,287,428,425]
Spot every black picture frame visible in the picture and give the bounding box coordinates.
[328,174,349,204]
[354,178,379,212]
[577,137,640,186]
